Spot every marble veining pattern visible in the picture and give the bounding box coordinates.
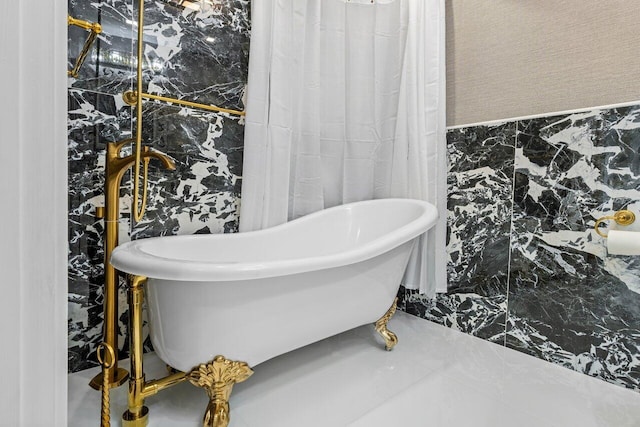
[68,0,135,95]
[131,102,244,239]
[401,104,640,392]
[67,0,249,373]
[507,107,640,390]
[447,123,516,297]
[140,0,250,110]
[399,288,508,344]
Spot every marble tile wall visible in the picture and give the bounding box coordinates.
[401,104,640,392]
[67,0,249,373]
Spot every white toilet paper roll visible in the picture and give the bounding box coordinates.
[607,230,640,255]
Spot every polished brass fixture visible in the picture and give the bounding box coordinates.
[374,298,399,351]
[89,140,176,391]
[97,342,116,427]
[189,356,254,427]
[123,275,188,427]
[123,90,246,117]
[68,15,102,78]
[594,209,636,238]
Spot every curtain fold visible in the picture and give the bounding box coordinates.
[240,0,446,295]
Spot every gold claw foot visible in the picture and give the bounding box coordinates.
[189,355,254,427]
[374,298,398,351]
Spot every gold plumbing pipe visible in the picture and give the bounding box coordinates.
[123,275,188,427]
[123,90,246,117]
[68,15,102,78]
[68,16,102,32]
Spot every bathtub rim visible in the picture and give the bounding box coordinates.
[111,198,438,282]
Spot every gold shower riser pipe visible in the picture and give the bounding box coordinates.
[123,90,246,117]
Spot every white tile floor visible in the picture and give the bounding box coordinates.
[68,312,640,426]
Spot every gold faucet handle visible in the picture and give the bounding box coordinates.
[594,210,636,238]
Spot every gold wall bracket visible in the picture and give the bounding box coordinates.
[68,15,102,78]
[122,90,246,117]
[189,356,254,427]
[374,298,399,351]
[594,209,636,238]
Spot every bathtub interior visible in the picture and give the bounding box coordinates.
[132,199,433,264]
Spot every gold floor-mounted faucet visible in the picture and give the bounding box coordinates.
[89,139,176,391]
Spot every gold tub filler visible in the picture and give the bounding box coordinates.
[83,0,244,425]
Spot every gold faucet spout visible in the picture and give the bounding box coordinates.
[109,139,176,179]
[142,148,176,171]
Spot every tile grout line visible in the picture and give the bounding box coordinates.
[503,120,518,348]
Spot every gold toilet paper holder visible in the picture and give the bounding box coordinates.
[594,210,636,238]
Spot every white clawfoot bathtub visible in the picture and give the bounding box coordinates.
[111,198,438,372]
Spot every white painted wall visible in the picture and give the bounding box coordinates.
[0,1,68,425]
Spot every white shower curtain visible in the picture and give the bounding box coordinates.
[239,0,447,295]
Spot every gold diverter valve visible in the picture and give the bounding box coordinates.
[594,210,636,238]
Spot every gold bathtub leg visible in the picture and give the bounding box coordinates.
[374,298,398,351]
[188,356,254,427]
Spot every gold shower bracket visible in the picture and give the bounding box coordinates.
[122,90,245,117]
[68,15,102,78]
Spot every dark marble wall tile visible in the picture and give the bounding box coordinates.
[507,107,640,391]
[402,123,516,341]
[68,89,132,371]
[139,0,250,110]
[447,123,516,296]
[400,288,508,343]
[400,103,640,392]
[131,102,244,239]
[68,0,135,95]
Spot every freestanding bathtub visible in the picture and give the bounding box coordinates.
[111,198,438,426]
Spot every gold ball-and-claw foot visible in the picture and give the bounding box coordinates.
[375,298,399,351]
[189,355,254,427]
